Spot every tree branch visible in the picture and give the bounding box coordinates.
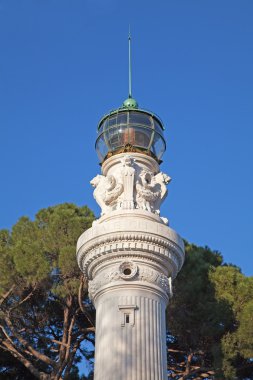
[0,285,15,306]
[59,295,72,363]
[0,340,48,380]
[178,367,215,380]
[0,324,15,346]
[64,310,76,362]
[53,307,80,380]
[4,315,55,368]
[9,284,37,311]
[63,336,83,378]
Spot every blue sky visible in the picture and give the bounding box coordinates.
[0,0,252,276]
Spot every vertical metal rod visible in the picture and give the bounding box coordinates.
[128,27,132,98]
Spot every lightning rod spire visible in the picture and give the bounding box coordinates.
[122,27,138,108]
[128,26,132,98]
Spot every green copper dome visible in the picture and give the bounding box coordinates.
[122,97,138,109]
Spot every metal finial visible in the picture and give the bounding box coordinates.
[128,26,132,98]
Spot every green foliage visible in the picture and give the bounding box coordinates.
[0,203,95,380]
[209,266,253,316]
[209,266,253,378]
[237,300,253,357]
[0,204,94,297]
[168,242,253,379]
[0,230,15,294]
[168,243,229,349]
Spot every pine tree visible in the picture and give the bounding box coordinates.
[0,204,95,380]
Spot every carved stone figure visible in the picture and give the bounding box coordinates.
[90,174,123,215]
[135,170,158,212]
[152,172,171,214]
[135,170,171,214]
[121,155,135,210]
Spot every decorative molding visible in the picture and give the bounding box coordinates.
[77,230,184,281]
[77,229,184,257]
[84,250,178,280]
[88,263,173,301]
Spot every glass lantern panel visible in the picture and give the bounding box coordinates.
[98,121,103,132]
[121,125,130,147]
[132,126,153,148]
[117,112,128,126]
[95,134,108,161]
[129,112,152,127]
[104,126,127,150]
[101,118,109,132]
[151,132,166,159]
[154,119,163,132]
[108,115,118,127]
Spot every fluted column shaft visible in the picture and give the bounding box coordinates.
[94,288,167,380]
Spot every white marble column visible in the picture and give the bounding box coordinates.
[77,153,185,380]
[94,289,167,380]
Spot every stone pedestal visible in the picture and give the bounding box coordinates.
[77,153,184,380]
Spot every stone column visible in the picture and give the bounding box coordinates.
[77,153,184,380]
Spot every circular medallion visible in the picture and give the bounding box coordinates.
[119,261,138,280]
